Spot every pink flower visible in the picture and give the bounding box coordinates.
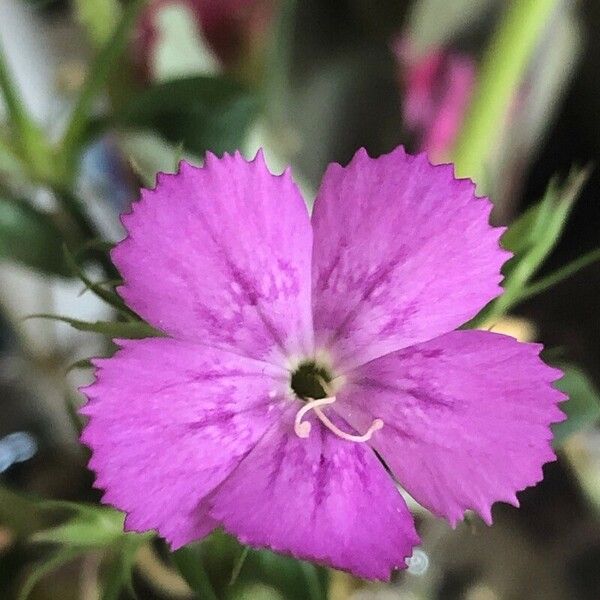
[81,148,564,579]
[395,38,476,162]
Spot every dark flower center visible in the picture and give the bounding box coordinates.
[290,360,332,400]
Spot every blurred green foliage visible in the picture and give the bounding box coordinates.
[114,75,259,157]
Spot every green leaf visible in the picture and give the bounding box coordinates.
[22,501,148,600]
[553,366,600,445]
[26,314,163,339]
[502,167,589,257]
[32,506,126,549]
[0,197,69,276]
[115,75,259,156]
[474,167,590,324]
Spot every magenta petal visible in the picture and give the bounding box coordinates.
[80,338,287,548]
[113,151,314,364]
[207,411,419,580]
[311,147,507,371]
[335,331,565,525]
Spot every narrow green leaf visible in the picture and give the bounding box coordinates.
[519,247,600,301]
[500,205,538,255]
[26,314,163,339]
[0,198,69,276]
[0,40,52,172]
[481,167,590,322]
[64,245,133,316]
[230,546,250,586]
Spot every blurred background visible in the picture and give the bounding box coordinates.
[1,0,600,598]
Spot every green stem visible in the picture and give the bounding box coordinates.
[452,0,558,184]
[519,248,600,302]
[60,0,147,174]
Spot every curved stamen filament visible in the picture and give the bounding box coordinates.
[294,397,336,438]
[294,396,384,443]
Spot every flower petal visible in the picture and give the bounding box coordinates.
[207,411,419,580]
[81,338,288,548]
[334,331,565,526]
[113,151,313,364]
[311,147,507,371]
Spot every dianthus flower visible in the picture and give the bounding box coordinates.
[81,147,564,579]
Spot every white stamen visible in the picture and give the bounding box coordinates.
[294,396,384,443]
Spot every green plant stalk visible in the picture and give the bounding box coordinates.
[519,248,600,302]
[60,0,147,177]
[471,246,600,328]
[452,0,558,184]
[0,41,52,176]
